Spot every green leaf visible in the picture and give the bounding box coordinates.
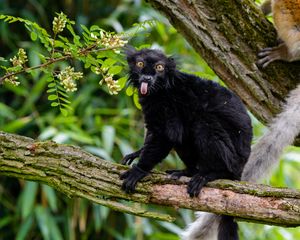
[48,212,63,240]
[133,93,141,110]
[30,31,37,41]
[35,206,50,240]
[126,86,134,96]
[42,185,57,211]
[53,52,63,58]
[117,76,127,89]
[16,216,34,240]
[86,54,98,66]
[102,125,115,155]
[158,221,182,235]
[91,66,98,74]
[47,77,54,82]
[60,108,68,116]
[47,88,56,93]
[73,35,82,47]
[0,216,13,229]
[102,58,117,68]
[84,61,91,68]
[54,40,66,48]
[80,24,89,33]
[61,103,72,109]
[82,32,92,41]
[1,118,32,132]
[47,83,56,90]
[0,102,15,119]
[90,25,101,31]
[48,94,58,101]
[66,24,76,37]
[92,205,102,231]
[58,35,69,43]
[58,91,70,99]
[51,102,59,107]
[19,72,48,116]
[21,181,38,219]
[108,65,123,75]
[59,97,71,104]
[9,18,18,23]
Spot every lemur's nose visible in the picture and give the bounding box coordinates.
[140,75,153,82]
[144,75,152,81]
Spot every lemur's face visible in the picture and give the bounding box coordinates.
[126,47,176,96]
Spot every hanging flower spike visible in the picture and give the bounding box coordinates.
[4,75,20,86]
[57,66,83,92]
[100,31,128,52]
[52,12,67,35]
[10,48,28,67]
[99,74,121,95]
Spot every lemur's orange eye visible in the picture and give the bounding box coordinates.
[136,61,144,68]
[155,64,164,72]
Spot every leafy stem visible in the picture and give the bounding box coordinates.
[0,45,121,84]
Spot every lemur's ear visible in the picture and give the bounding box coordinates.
[123,45,137,60]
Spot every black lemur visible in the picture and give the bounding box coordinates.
[120,47,253,240]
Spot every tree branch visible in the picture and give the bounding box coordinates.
[1,131,300,227]
[147,0,300,144]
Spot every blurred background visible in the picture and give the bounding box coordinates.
[0,0,299,239]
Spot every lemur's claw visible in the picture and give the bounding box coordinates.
[120,165,148,193]
[121,150,141,165]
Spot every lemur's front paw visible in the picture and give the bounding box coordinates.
[121,151,141,165]
[120,164,148,193]
[187,174,207,198]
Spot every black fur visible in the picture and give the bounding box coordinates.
[218,216,239,240]
[120,48,252,240]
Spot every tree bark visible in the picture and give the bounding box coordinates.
[1,131,300,227]
[147,0,300,126]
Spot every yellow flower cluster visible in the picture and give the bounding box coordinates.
[52,12,67,34]
[100,32,128,52]
[99,74,120,95]
[57,66,83,92]
[4,75,20,86]
[10,48,28,67]
[5,48,28,85]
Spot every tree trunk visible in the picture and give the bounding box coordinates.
[147,0,299,126]
[1,131,300,227]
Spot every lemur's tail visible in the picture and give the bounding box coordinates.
[181,213,238,240]
[242,84,300,182]
[181,212,220,240]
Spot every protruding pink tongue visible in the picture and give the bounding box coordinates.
[140,82,148,95]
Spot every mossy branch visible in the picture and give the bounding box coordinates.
[0,131,300,227]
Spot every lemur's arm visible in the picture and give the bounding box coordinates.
[120,132,173,193]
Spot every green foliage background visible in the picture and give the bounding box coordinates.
[0,0,299,239]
